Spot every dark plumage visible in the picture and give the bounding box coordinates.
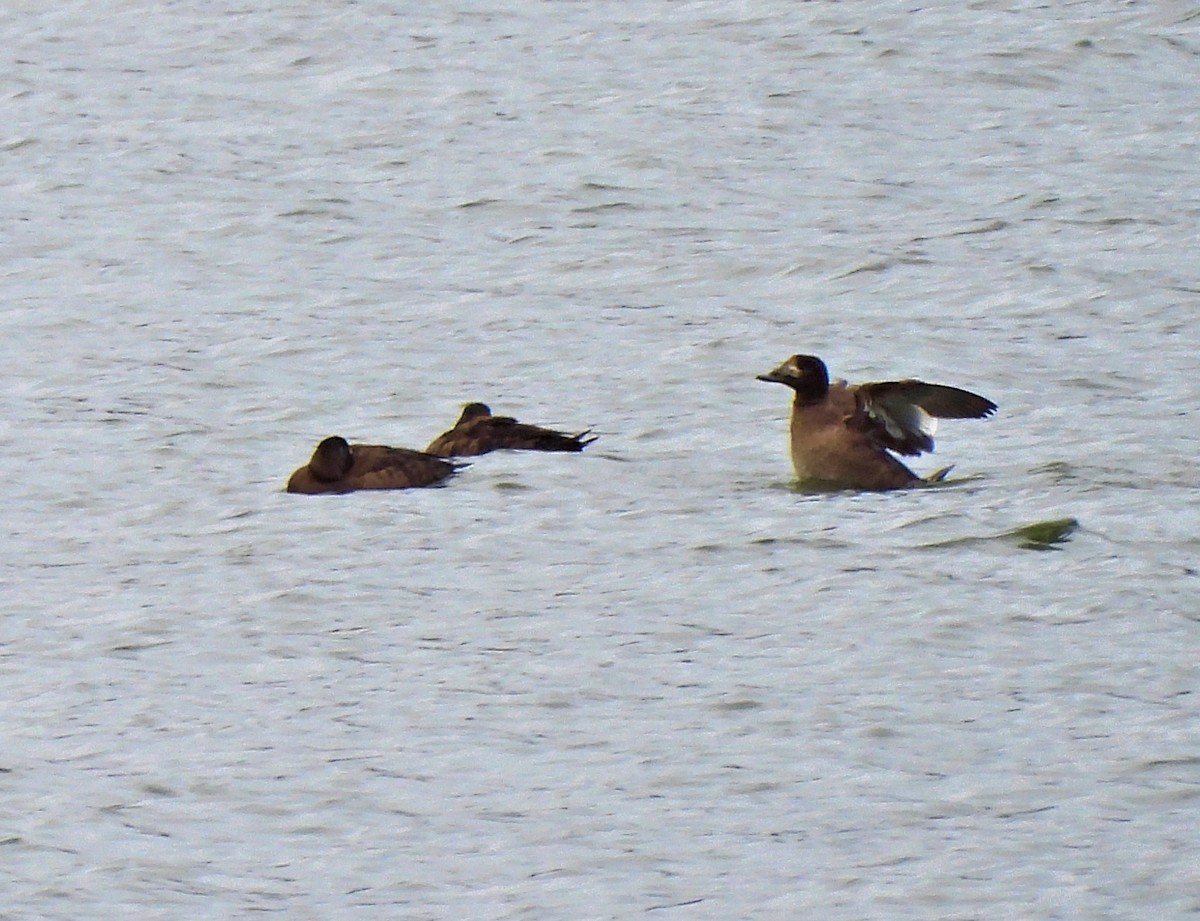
[424,403,597,457]
[757,354,996,490]
[286,436,463,494]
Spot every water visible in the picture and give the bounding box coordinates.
[3,2,1199,918]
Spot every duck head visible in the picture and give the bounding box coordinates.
[308,436,354,482]
[456,402,492,426]
[757,354,831,403]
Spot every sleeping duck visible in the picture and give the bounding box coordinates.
[757,354,996,490]
[424,403,597,457]
[287,436,463,494]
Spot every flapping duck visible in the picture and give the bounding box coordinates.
[425,403,597,457]
[757,354,996,490]
[286,436,463,494]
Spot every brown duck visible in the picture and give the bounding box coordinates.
[757,354,996,490]
[425,403,597,457]
[286,436,463,494]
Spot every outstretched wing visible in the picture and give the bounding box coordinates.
[855,380,996,456]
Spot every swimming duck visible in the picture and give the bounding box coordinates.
[286,436,463,494]
[757,354,996,490]
[424,403,597,457]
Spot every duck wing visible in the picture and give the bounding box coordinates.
[485,417,596,453]
[349,444,462,488]
[854,380,996,456]
[427,416,595,456]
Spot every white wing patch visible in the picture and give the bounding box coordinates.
[867,394,937,454]
[880,400,936,442]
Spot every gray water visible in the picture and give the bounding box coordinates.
[3,2,1199,918]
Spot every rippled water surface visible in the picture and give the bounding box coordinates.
[4,2,1199,918]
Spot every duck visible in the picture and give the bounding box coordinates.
[286,436,463,494]
[757,354,996,490]
[424,403,597,457]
